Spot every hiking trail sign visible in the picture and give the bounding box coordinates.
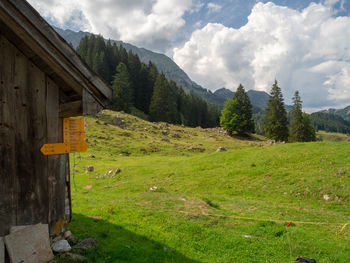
[40,118,88,155]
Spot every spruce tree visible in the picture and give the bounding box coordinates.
[149,74,177,123]
[289,91,304,142]
[302,113,316,142]
[220,84,254,135]
[110,62,133,113]
[264,80,289,141]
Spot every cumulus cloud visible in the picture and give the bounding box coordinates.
[173,2,350,110]
[27,0,193,52]
[207,3,222,13]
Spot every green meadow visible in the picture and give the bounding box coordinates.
[58,110,350,262]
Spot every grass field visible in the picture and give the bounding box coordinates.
[58,110,350,262]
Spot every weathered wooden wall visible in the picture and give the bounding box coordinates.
[0,33,70,236]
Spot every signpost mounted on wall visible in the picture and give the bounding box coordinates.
[40,118,88,155]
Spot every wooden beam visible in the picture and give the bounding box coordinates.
[0,0,112,104]
[59,100,82,118]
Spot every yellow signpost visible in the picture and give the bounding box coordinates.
[41,118,88,156]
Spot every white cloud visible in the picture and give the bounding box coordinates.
[173,2,350,110]
[27,0,193,52]
[207,3,222,13]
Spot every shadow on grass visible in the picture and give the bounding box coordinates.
[63,213,201,263]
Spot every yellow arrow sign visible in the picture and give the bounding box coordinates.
[63,118,85,133]
[40,142,88,156]
[64,131,86,143]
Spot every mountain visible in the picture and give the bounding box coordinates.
[55,27,294,113]
[54,27,225,105]
[310,112,350,134]
[319,106,350,121]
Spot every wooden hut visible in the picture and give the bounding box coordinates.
[0,0,112,237]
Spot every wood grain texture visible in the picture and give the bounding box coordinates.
[0,0,112,102]
[0,34,17,237]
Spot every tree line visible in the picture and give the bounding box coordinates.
[220,80,316,142]
[76,35,220,128]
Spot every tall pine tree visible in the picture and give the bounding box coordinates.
[149,74,177,123]
[220,84,254,135]
[289,91,304,142]
[264,80,289,141]
[110,62,133,113]
[302,113,317,142]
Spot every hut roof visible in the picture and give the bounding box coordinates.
[0,0,112,107]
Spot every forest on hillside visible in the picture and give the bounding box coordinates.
[76,35,220,128]
[75,34,350,136]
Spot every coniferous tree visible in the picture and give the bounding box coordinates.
[220,84,254,135]
[264,80,289,141]
[289,91,304,142]
[149,74,177,123]
[110,62,133,113]
[302,113,316,142]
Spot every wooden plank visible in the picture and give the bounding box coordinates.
[83,88,103,116]
[0,34,17,236]
[12,37,37,226]
[0,0,112,101]
[27,61,49,225]
[59,100,82,118]
[46,78,66,234]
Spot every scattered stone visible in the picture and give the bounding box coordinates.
[64,231,72,239]
[52,240,71,253]
[243,235,253,238]
[108,170,114,176]
[75,238,98,251]
[323,194,330,201]
[216,147,227,152]
[115,168,121,174]
[161,130,168,135]
[171,133,181,139]
[65,252,86,260]
[161,138,170,142]
[150,186,158,191]
[112,115,123,126]
[67,235,79,246]
[51,234,64,243]
[5,224,53,263]
[86,165,94,172]
[9,225,29,234]
[267,140,275,145]
[84,185,93,190]
[88,154,95,158]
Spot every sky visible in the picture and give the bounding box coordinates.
[27,0,350,111]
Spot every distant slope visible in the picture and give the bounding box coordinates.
[54,27,225,105]
[54,27,280,111]
[310,112,350,134]
[319,106,350,121]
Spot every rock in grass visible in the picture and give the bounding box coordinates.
[52,240,71,253]
[323,194,330,201]
[216,147,227,152]
[75,238,98,251]
[67,235,79,246]
[113,115,123,126]
[86,165,94,172]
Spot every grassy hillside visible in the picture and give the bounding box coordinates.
[317,130,350,142]
[59,110,350,262]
